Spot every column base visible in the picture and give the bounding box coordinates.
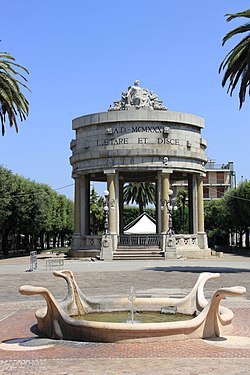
[197,232,208,249]
[71,233,81,250]
[100,234,117,261]
[162,234,177,259]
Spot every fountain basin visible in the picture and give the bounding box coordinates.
[19,271,246,343]
[73,311,193,323]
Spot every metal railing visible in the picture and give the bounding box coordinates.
[118,234,161,247]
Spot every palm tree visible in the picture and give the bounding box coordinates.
[123,182,156,214]
[0,51,30,135]
[219,9,250,109]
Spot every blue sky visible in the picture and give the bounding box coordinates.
[1,0,249,200]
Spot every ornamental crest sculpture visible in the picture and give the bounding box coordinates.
[109,80,167,111]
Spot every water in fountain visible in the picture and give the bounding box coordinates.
[77,311,192,323]
[71,283,193,324]
[127,285,137,323]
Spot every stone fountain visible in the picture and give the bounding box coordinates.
[19,271,245,343]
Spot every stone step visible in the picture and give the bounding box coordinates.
[117,247,161,252]
[115,249,163,254]
[113,255,164,260]
[113,249,164,260]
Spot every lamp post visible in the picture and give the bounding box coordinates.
[103,190,109,235]
[161,189,176,235]
[167,200,174,235]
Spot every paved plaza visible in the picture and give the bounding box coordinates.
[0,253,250,374]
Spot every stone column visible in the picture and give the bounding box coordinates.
[115,172,120,235]
[101,170,118,261]
[161,172,170,233]
[188,175,194,234]
[197,175,208,249]
[119,178,124,234]
[74,176,81,234]
[105,170,117,234]
[188,174,198,234]
[80,175,90,235]
[156,172,161,233]
[192,175,198,234]
[197,176,205,233]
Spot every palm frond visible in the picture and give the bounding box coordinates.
[219,9,250,108]
[222,24,250,46]
[225,10,250,22]
[0,50,30,135]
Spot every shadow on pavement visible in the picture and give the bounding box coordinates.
[145,266,250,273]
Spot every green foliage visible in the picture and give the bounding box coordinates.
[224,181,250,247]
[173,189,189,234]
[0,166,73,255]
[204,199,229,247]
[172,207,189,234]
[0,51,30,135]
[219,9,250,109]
[123,182,156,214]
[204,182,250,248]
[89,187,104,234]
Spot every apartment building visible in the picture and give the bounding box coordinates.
[172,160,235,200]
[203,160,235,200]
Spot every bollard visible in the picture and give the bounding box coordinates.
[29,251,37,271]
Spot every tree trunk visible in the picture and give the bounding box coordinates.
[40,232,44,250]
[2,230,10,257]
[139,201,144,215]
[245,227,249,248]
[239,231,243,248]
[53,235,56,248]
[16,233,21,251]
[61,233,65,248]
[46,233,50,249]
[33,235,38,250]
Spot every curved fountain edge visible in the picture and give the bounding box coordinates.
[19,271,246,343]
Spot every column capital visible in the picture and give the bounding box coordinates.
[104,169,116,175]
[159,169,173,175]
[198,173,206,179]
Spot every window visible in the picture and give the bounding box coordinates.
[217,186,225,198]
[217,172,224,184]
[203,186,209,198]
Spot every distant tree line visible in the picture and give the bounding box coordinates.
[116,181,250,249]
[205,181,250,249]
[0,166,73,256]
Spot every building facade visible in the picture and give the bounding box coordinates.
[203,160,235,200]
[173,160,235,200]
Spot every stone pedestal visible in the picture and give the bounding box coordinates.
[100,234,117,261]
[197,232,208,249]
[163,234,177,259]
[71,233,81,251]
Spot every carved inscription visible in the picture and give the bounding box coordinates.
[96,125,187,147]
[97,138,128,146]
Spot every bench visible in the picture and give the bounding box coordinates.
[46,257,64,271]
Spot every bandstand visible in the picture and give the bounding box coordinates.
[70,81,211,260]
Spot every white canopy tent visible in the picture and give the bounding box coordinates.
[123,212,156,234]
